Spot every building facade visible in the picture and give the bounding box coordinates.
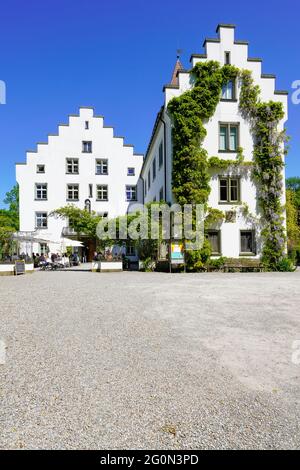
[16,107,143,260]
[141,24,288,259]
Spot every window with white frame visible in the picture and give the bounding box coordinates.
[206,230,221,255]
[35,183,47,200]
[35,212,48,229]
[240,230,256,254]
[221,80,235,100]
[225,51,231,65]
[219,123,239,151]
[82,141,92,153]
[39,243,48,254]
[219,177,240,203]
[126,185,137,201]
[95,159,108,175]
[36,164,45,173]
[127,167,135,176]
[67,184,79,200]
[96,184,108,201]
[66,158,79,174]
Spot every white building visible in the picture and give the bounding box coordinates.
[141,24,288,259]
[16,107,143,260]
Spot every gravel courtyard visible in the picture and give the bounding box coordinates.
[0,270,300,449]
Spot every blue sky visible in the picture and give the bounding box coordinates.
[0,0,299,208]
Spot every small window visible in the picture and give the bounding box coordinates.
[89,184,93,198]
[96,184,108,201]
[37,165,45,173]
[221,80,235,100]
[35,212,48,229]
[127,167,135,176]
[85,121,89,129]
[206,230,221,255]
[219,123,239,151]
[225,51,231,64]
[67,184,79,201]
[82,141,92,153]
[35,183,47,200]
[219,177,240,203]
[126,245,136,256]
[96,159,108,175]
[159,142,163,168]
[152,158,156,181]
[159,187,164,201]
[240,230,255,254]
[66,158,79,174]
[148,170,151,190]
[126,185,137,201]
[144,179,147,196]
[40,243,48,254]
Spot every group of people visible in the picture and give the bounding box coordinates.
[32,252,80,269]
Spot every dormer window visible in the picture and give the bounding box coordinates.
[221,80,235,100]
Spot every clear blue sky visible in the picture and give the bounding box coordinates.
[0,0,299,208]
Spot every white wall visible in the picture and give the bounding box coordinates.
[16,107,143,255]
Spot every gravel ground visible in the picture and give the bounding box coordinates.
[0,269,300,449]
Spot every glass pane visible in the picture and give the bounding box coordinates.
[230,179,238,201]
[220,179,228,201]
[241,232,253,252]
[229,126,237,150]
[208,232,219,252]
[219,126,227,150]
[222,81,233,99]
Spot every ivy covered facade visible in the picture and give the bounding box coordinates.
[141,24,288,268]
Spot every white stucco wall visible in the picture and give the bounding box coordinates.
[16,107,143,255]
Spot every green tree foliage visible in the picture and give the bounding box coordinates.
[0,184,20,256]
[286,188,300,252]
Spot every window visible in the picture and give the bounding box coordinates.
[96,159,108,175]
[148,170,151,190]
[40,243,48,254]
[219,123,239,151]
[144,180,147,196]
[97,211,108,218]
[67,184,79,200]
[35,212,47,229]
[152,158,156,181]
[85,121,89,129]
[225,51,231,65]
[82,141,92,153]
[126,185,137,201]
[36,164,45,173]
[240,230,255,254]
[159,187,164,201]
[89,184,93,198]
[127,167,135,176]
[206,230,221,255]
[96,184,108,201]
[126,245,136,256]
[35,183,47,200]
[159,142,163,168]
[66,158,79,174]
[84,199,91,212]
[219,177,240,203]
[221,80,235,100]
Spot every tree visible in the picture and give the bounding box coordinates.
[3,184,19,230]
[286,177,300,208]
[0,184,19,258]
[286,189,300,252]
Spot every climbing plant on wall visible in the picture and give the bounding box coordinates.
[167,61,288,270]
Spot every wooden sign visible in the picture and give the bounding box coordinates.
[15,260,25,275]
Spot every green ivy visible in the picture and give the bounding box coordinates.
[168,61,287,271]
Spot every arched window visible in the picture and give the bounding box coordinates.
[84,199,91,213]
